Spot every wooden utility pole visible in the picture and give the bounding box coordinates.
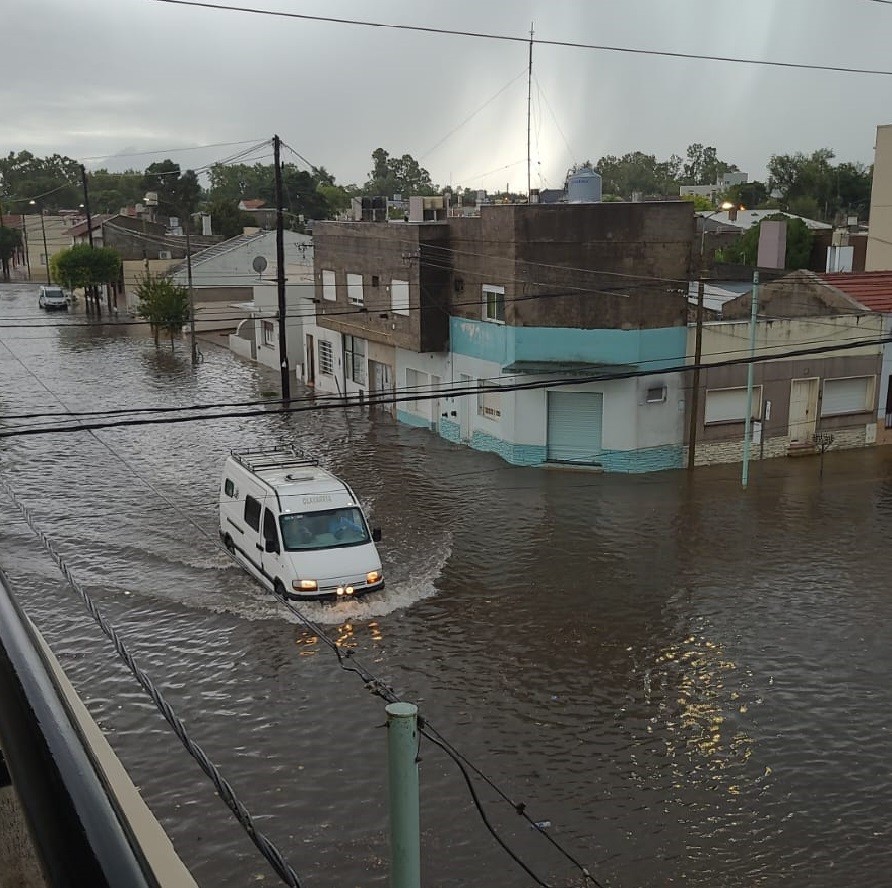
[273,134,291,401]
[79,164,94,248]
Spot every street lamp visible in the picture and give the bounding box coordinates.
[687,200,739,471]
[29,200,50,284]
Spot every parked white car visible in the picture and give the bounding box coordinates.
[38,286,68,311]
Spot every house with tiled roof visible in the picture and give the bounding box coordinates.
[713,270,890,455]
[237,198,276,229]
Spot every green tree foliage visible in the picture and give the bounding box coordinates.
[206,198,256,238]
[593,151,682,199]
[364,148,437,197]
[680,194,715,211]
[51,244,121,290]
[767,149,872,223]
[134,273,190,349]
[0,151,81,209]
[207,162,335,227]
[140,161,202,227]
[682,143,738,185]
[86,169,145,213]
[725,215,814,269]
[724,181,770,210]
[0,226,22,281]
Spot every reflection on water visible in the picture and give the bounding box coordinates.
[2,283,892,887]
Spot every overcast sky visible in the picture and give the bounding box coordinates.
[5,0,892,192]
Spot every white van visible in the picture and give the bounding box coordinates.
[219,447,384,601]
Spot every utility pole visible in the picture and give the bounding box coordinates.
[386,702,421,888]
[742,270,759,489]
[21,214,30,278]
[185,219,197,365]
[273,134,291,401]
[79,164,94,248]
[30,202,50,285]
[526,23,533,202]
[687,274,705,471]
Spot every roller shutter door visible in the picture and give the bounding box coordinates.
[547,391,603,463]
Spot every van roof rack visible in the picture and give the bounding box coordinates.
[230,446,320,473]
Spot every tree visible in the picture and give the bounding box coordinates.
[134,273,190,349]
[724,180,769,210]
[0,151,80,209]
[725,214,814,269]
[141,161,202,230]
[363,148,437,197]
[206,161,335,227]
[51,244,121,312]
[680,194,715,211]
[766,148,871,222]
[206,198,256,238]
[682,143,737,185]
[0,226,22,281]
[86,168,145,213]
[52,244,120,289]
[593,151,681,198]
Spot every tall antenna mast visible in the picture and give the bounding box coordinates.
[527,22,534,202]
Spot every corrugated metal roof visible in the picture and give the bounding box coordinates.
[819,271,892,312]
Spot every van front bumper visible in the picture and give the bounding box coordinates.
[285,578,385,602]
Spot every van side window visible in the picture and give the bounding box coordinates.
[224,478,235,497]
[263,510,279,549]
[244,495,261,531]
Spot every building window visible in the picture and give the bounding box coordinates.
[483,285,505,323]
[477,380,502,420]
[322,269,336,301]
[345,335,366,385]
[40,253,48,267]
[646,385,667,404]
[318,340,334,376]
[224,478,235,497]
[391,279,410,316]
[704,386,763,424]
[821,376,874,416]
[261,320,275,347]
[347,273,364,306]
[371,275,380,288]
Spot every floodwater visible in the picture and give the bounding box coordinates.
[1,281,891,887]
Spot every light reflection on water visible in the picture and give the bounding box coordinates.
[2,283,892,887]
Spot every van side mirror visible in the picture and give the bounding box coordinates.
[265,539,279,554]
[372,527,382,542]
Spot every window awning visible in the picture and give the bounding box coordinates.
[501,360,638,376]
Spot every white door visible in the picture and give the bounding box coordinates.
[459,373,473,441]
[789,378,818,443]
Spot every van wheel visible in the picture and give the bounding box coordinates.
[274,579,287,600]
[223,534,235,554]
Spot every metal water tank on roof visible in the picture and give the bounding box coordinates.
[567,167,602,204]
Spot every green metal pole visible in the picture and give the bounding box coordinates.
[742,270,759,488]
[386,702,420,888]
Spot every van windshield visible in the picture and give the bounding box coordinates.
[279,507,370,551]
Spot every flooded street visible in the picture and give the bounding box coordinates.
[2,280,892,887]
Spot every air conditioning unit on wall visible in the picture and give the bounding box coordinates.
[158,250,172,260]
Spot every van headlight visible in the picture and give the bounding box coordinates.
[293,579,317,591]
[366,571,381,585]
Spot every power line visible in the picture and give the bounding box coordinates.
[78,138,269,163]
[150,0,892,77]
[1,331,889,440]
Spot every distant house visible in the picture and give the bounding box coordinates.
[687,270,884,467]
[697,208,831,232]
[68,214,115,247]
[237,198,277,229]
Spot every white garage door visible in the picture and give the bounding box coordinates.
[547,391,604,463]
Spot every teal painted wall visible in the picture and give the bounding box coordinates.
[449,317,686,372]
